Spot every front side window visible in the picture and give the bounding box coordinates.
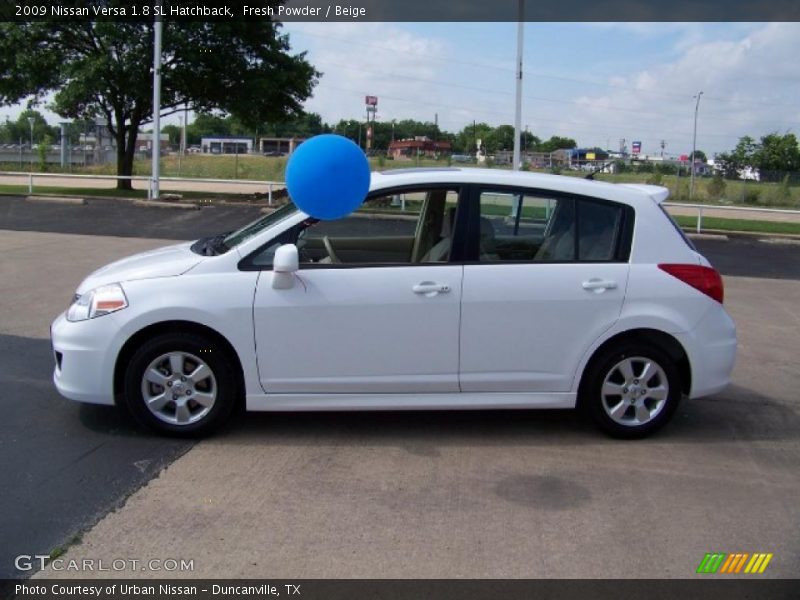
[477,189,626,262]
[246,187,461,268]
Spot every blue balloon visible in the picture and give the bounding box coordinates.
[285,134,370,220]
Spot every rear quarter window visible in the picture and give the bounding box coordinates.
[658,204,696,251]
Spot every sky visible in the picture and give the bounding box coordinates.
[3,21,799,158]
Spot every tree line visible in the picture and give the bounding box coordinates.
[164,111,578,156]
[715,133,800,178]
[1,19,797,191]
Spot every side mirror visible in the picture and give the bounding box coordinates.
[272,244,299,290]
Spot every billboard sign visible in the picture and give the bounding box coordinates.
[365,95,378,106]
[632,141,642,155]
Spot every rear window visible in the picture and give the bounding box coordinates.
[658,205,696,250]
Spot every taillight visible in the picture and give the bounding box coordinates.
[658,264,724,303]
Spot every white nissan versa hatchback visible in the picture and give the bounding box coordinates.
[51,168,736,438]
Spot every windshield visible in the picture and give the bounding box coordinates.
[222,203,298,249]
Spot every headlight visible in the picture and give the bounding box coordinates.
[66,284,128,322]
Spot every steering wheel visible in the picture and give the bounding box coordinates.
[323,236,341,263]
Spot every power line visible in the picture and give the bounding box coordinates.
[316,58,800,127]
[290,27,800,113]
[319,83,756,144]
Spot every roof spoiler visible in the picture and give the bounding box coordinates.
[618,184,670,204]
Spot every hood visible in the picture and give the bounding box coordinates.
[77,241,203,293]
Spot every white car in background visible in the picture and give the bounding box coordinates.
[51,168,736,438]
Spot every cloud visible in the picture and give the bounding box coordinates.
[284,22,453,125]
[538,23,800,154]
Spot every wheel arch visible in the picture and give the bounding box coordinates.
[577,328,691,403]
[113,320,246,406]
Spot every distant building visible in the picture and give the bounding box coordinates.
[388,137,451,160]
[137,133,170,152]
[258,137,305,155]
[201,136,253,154]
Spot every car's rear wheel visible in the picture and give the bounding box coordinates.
[583,342,682,439]
[123,332,237,436]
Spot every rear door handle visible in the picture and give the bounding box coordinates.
[582,278,617,292]
[413,282,451,296]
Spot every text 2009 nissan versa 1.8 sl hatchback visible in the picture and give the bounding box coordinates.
[52,168,736,438]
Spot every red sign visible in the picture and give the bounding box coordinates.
[365,95,378,106]
[632,141,642,155]
[679,154,689,161]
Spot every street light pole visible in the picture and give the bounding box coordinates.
[177,115,183,176]
[28,117,34,171]
[150,8,163,200]
[512,0,524,171]
[690,90,703,200]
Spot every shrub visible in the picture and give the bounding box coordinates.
[740,186,761,205]
[706,175,726,201]
[672,179,689,202]
[646,171,663,185]
[37,135,52,172]
[763,174,793,207]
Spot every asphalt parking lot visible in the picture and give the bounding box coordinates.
[1,195,798,580]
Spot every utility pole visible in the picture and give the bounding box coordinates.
[690,90,703,200]
[512,0,524,171]
[660,139,665,158]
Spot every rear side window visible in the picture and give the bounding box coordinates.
[658,204,696,250]
[476,189,629,262]
[578,200,624,260]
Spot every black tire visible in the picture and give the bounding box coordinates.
[123,332,238,437]
[581,341,682,439]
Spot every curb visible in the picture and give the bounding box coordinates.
[132,199,199,210]
[682,227,800,241]
[25,195,86,205]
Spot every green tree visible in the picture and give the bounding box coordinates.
[161,124,182,146]
[537,136,577,153]
[0,109,57,145]
[186,112,231,145]
[486,125,516,152]
[716,136,758,178]
[522,130,541,153]
[260,112,328,139]
[689,149,707,163]
[756,133,800,172]
[0,19,318,189]
[454,122,493,154]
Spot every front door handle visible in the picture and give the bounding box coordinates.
[413,282,451,296]
[582,278,617,292]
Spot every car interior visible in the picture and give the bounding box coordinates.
[249,188,625,267]
[297,188,458,264]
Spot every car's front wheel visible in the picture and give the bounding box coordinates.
[123,332,238,436]
[583,342,682,439]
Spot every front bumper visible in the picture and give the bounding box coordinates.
[51,311,120,405]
